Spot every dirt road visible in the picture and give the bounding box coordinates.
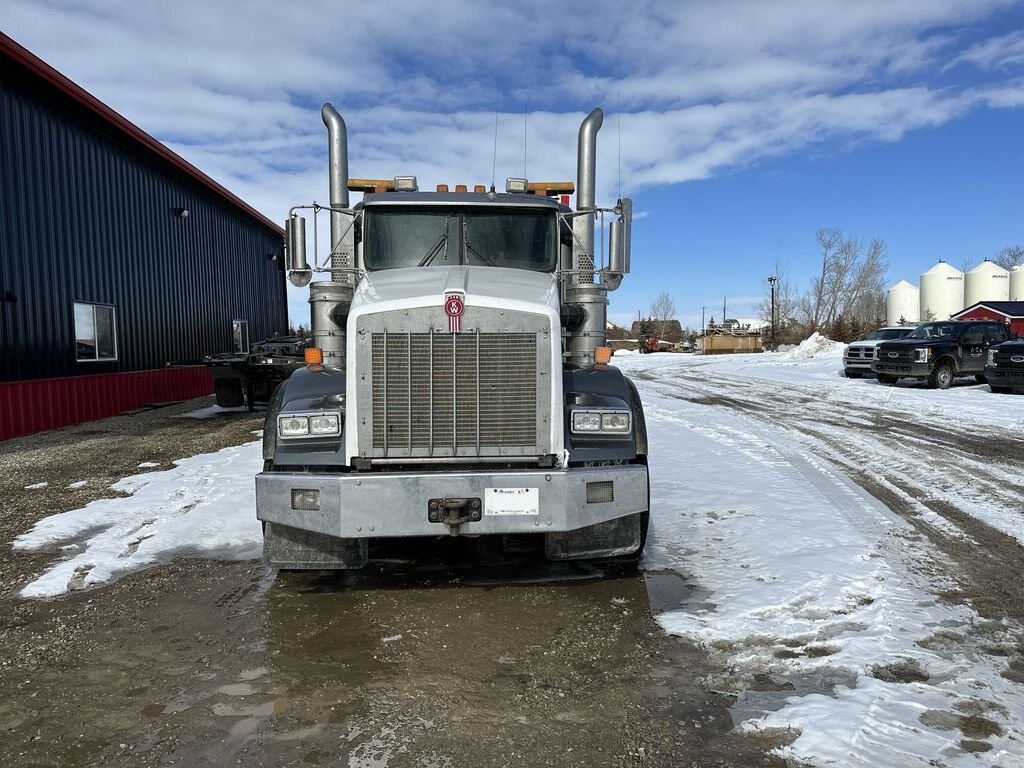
[0,399,782,768]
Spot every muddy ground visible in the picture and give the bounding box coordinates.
[0,399,785,768]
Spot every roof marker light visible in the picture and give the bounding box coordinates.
[506,177,528,193]
[394,176,418,192]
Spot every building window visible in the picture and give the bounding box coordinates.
[233,319,249,354]
[74,302,118,362]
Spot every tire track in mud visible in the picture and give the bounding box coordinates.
[644,371,1024,624]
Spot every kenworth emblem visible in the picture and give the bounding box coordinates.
[888,352,899,358]
[445,293,465,333]
[1012,355,1024,363]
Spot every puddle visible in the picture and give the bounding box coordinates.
[730,667,857,723]
[644,569,716,614]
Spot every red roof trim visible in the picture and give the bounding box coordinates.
[0,32,284,238]
[953,302,1024,320]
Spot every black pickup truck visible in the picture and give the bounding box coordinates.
[985,339,1024,393]
[872,320,1012,389]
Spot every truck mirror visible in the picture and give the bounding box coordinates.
[286,214,312,287]
[619,197,632,274]
[608,220,623,274]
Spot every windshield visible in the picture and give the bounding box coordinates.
[905,322,962,340]
[364,207,557,272]
[867,328,913,341]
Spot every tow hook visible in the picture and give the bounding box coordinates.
[427,497,482,534]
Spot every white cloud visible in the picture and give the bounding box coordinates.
[6,0,1024,325]
[955,29,1024,70]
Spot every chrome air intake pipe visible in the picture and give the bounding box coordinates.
[316,103,355,368]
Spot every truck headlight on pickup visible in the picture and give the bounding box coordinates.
[571,409,631,435]
[278,411,342,439]
[987,349,997,366]
[913,348,932,363]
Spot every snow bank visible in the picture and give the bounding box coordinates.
[14,441,263,598]
[778,331,845,360]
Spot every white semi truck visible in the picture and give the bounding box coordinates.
[256,104,649,568]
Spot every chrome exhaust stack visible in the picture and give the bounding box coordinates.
[566,108,608,367]
[312,103,355,368]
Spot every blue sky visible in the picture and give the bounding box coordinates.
[6,0,1024,328]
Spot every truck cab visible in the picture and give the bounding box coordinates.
[255,106,649,570]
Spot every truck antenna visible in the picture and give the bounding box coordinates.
[491,93,500,193]
[617,92,622,201]
[523,99,528,178]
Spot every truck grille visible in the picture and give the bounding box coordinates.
[371,332,538,455]
[994,349,1024,370]
[846,345,874,360]
[877,347,914,364]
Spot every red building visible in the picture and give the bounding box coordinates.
[953,302,1024,337]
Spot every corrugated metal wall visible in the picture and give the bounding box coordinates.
[0,67,287,383]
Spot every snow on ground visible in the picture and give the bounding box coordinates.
[175,404,248,419]
[616,346,1024,767]
[14,442,263,598]
[13,337,1024,765]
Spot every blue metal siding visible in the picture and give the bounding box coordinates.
[0,68,287,383]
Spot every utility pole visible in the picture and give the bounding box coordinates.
[767,275,778,352]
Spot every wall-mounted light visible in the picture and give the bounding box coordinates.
[172,207,190,218]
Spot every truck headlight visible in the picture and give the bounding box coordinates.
[309,414,340,436]
[913,348,932,363]
[987,349,996,366]
[572,411,602,432]
[571,409,631,435]
[278,411,342,439]
[601,412,631,432]
[279,416,309,437]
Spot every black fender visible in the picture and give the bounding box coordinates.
[263,365,348,467]
[562,364,648,464]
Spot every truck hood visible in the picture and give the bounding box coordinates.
[349,265,560,318]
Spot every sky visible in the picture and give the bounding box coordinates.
[6,0,1024,329]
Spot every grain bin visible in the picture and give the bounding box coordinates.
[886,280,920,325]
[1011,265,1024,301]
[919,261,964,321]
[964,259,1010,306]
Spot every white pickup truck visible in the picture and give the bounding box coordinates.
[843,326,917,378]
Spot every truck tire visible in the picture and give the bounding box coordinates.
[876,374,898,385]
[845,370,861,379]
[929,361,954,389]
[213,378,245,408]
[975,374,987,384]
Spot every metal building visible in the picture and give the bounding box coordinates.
[0,33,287,440]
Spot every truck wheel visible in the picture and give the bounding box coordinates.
[929,362,954,389]
[975,374,987,384]
[845,370,861,379]
[213,378,245,408]
[877,374,897,385]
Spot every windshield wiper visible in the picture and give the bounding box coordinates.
[418,216,450,267]
[463,220,496,266]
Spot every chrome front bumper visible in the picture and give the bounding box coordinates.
[256,464,649,538]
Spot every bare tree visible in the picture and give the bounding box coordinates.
[993,245,1024,271]
[649,290,676,338]
[799,228,888,333]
